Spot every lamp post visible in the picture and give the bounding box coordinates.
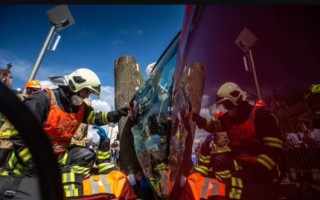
[235,27,261,100]
[27,5,75,82]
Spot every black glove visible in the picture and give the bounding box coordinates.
[192,112,207,129]
[107,106,129,123]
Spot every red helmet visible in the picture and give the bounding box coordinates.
[213,110,224,118]
[256,99,266,107]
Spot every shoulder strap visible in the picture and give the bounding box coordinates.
[43,88,58,108]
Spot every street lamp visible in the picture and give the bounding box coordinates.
[235,27,261,100]
[27,5,75,82]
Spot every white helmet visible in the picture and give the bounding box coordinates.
[216,82,246,106]
[146,62,156,76]
[65,68,101,98]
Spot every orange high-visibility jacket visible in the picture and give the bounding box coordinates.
[43,88,85,154]
[179,172,226,200]
[82,170,137,200]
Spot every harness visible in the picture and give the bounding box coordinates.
[43,88,85,154]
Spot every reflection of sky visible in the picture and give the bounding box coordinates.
[186,6,320,155]
[192,6,320,106]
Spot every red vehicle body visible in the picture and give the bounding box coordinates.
[128,5,320,199]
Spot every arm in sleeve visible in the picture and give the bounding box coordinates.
[9,92,50,172]
[83,106,129,125]
[194,134,214,177]
[192,112,223,133]
[241,108,283,179]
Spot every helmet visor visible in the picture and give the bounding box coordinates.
[87,85,101,98]
[49,76,68,86]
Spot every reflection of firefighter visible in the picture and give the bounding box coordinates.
[144,114,171,198]
[179,172,227,200]
[2,68,130,198]
[194,131,237,179]
[192,82,283,200]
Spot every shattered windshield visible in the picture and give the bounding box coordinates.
[130,34,179,199]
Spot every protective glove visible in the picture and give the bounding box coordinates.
[191,112,207,129]
[93,125,109,142]
[107,106,130,123]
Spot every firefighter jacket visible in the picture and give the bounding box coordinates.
[0,94,24,174]
[178,172,226,200]
[43,88,85,154]
[82,170,137,200]
[195,102,283,183]
[195,133,240,180]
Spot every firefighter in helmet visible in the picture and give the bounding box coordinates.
[24,80,41,96]
[192,82,283,200]
[4,68,130,198]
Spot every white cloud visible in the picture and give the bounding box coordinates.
[40,80,58,89]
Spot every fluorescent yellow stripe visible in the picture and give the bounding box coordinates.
[262,137,283,149]
[231,177,243,188]
[87,111,95,124]
[216,148,231,153]
[234,160,242,171]
[19,148,32,162]
[62,172,75,183]
[58,151,68,165]
[98,163,116,173]
[257,154,275,170]
[194,166,209,176]
[199,156,211,164]
[70,166,90,175]
[97,151,110,160]
[102,112,108,124]
[229,188,242,199]
[2,129,19,137]
[216,170,231,179]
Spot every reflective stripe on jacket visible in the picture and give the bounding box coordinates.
[179,172,226,200]
[82,170,137,200]
[43,88,85,154]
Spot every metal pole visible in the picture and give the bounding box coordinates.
[27,25,56,82]
[248,49,262,99]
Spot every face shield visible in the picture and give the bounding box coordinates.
[49,76,69,86]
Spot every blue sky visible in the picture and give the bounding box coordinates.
[1,4,185,92]
[0,5,185,140]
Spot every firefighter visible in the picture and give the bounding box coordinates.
[24,80,41,97]
[4,68,129,198]
[92,125,119,174]
[0,64,25,174]
[192,82,283,200]
[0,64,15,173]
[80,125,137,200]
